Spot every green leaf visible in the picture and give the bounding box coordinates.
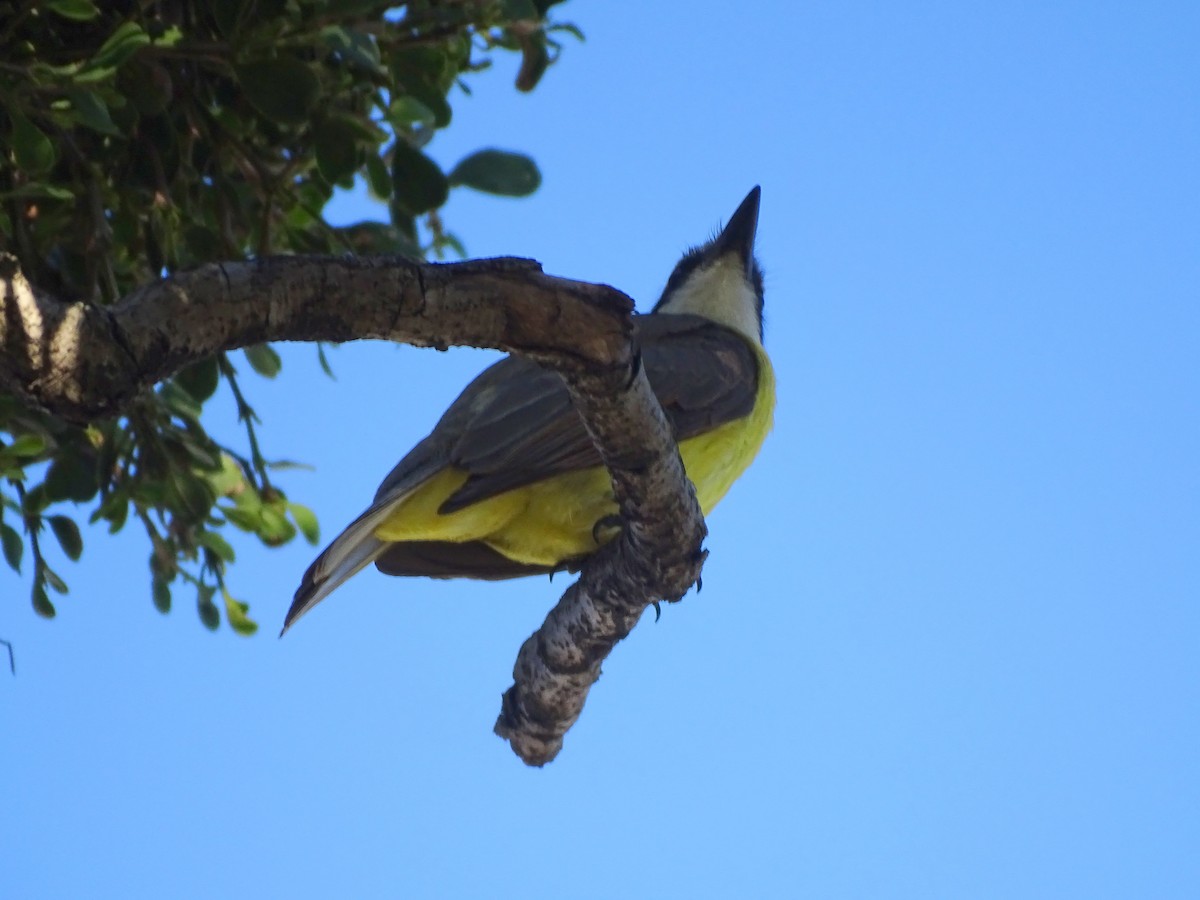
[313,116,363,184]
[288,502,320,544]
[223,588,259,636]
[85,21,152,74]
[391,141,448,216]
[4,183,76,201]
[67,89,120,135]
[43,564,70,595]
[207,454,247,498]
[22,484,50,515]
[387,96,436,128]
[29,60,83,80]
[33,583,57,619]
[317,343,336,379]
[391,45,456,97]
[171,473,216,523]
[321,26,384,73]
[175,434,221,470]
[148,542,176,581]
[549,22,586,42]
[47,0,101,20]
[154,26,184,49]
[93,490,129,532]
[408,86,452,129]
[48,516,83,561]
[449,149,541,196]
[244,343,282,378]
[159,381,201,422]
[257,503,296,547]
[45,455,100,503]
[437,232,467,259]
[197,530,236,563]
[389,46,454,127]
[1,523,23,572]
[160,380,203,421]
[152,577,171,613]
[71,66,119,86]
[365,152,391,200]
[6,433,47,458]
[516,34,550,92]
[235,58,320,126]
[197,586,220,631]
[265,460,315,473]
[223,505,261,532]
[10,113,57,175]
[176,357,220,403]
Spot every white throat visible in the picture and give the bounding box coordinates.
[655,257,762,347]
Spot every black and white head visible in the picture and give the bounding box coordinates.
[652,186,765,346]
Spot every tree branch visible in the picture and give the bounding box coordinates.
[0,253,630,420]
[0,253,707,765]
[494,362,707,764]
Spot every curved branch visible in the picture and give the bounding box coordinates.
[0,252,706,765]
[0,253,630,421]
[494,362,707,764]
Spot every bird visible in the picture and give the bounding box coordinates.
[282,186,774,635]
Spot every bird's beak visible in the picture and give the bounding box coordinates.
[712,185,761,275]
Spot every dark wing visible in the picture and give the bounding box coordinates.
[369,353,592,506]
[375,540,574,579]
[636,313,759,434]
[437,312,760,511]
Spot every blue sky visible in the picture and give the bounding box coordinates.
[5,2,1198,897]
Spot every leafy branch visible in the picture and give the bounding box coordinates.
[1,0,578,631]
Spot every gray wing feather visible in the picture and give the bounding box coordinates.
[441,313,759,511]
[286,313,759,626]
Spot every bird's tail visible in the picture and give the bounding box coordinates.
[280,502,399,636]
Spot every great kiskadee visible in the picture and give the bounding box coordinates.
[282,186,774,634]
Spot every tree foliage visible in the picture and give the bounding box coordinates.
[0,0,577,632]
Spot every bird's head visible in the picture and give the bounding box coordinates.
[651,186,765,346]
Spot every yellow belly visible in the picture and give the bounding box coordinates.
[375,348,775,566]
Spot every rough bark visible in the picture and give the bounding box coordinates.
[0,252,707,765]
